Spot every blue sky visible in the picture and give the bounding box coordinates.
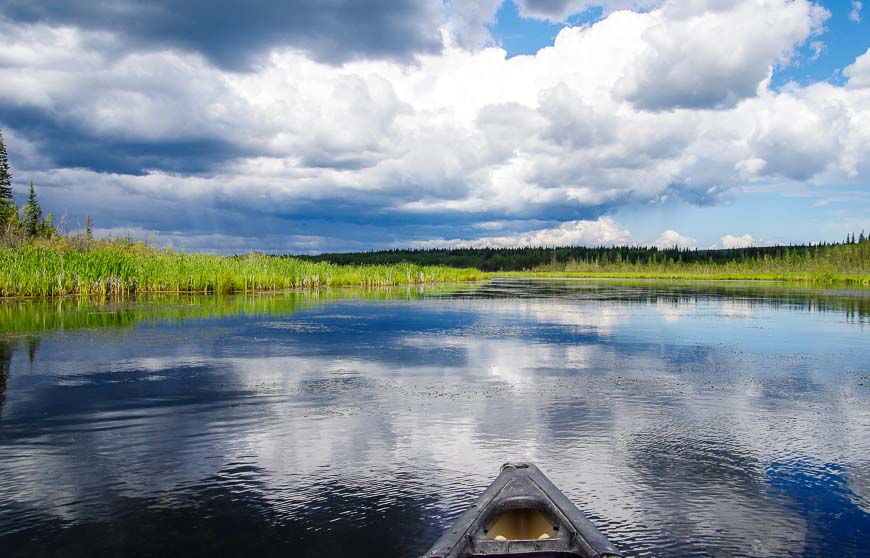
[489,0,869,248]
[0,0,868,252]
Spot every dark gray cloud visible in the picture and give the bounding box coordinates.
[0,106,248,175]
[518,0,578,19]
[515,0,661,21]
[0,0,444,70]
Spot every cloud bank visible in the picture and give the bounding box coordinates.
[0,0,868,252]
[409,216,630,248]
[0,0,450,69]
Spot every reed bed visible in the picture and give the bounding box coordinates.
[0,241,486,297]
[521,242,870,285]
[500,270,870,284]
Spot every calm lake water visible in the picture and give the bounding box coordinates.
[0,279,868,557]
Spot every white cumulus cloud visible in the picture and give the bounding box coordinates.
[721,234,755,249]
[614,0,829,110]
[652,230,697,249]
[844,47,870,89]
[409,217,631,249]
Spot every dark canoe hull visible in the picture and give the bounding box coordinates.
[421,464,623,558]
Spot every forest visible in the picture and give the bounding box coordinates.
[299,239,870,276]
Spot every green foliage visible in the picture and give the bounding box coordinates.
[24,182,43,238]
[302,240,870,284]
[0,239,486,297]
[0,129,12,205]
[0,129,15,229]
[41,212,55,238]
[0,137,56,241]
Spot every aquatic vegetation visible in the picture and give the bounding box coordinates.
[0,240,486,297]
[304,241,870,284]
[499,270,870,285]
[515,243,870,284]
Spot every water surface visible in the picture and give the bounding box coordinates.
[0,279,868,557]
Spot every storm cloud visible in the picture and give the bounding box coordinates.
[0,0,446,69]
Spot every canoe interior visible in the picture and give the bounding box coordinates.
[420,463,623,558]
[485,508,558,540]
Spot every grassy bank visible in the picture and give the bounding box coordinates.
[495,241,870,285]
[0,240,486,297]
[497,270,870,284]
[2,238,868,298]
[303,239,870,282]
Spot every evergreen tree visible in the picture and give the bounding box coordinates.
[86,215,93,241]
[860,230,866,244]
[0,128,14,225]
[24,182,42,238]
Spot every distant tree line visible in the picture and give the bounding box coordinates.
[845,231,866,244]
[299,239,870,273]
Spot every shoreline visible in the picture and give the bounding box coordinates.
[493,271,870,285]
[0,280,489,300]
[0,242,487,298]
[2,240,868,299]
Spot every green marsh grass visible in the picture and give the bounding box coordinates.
[305,241,870,284]
[517,242,870,285]
[499,270,870,284]
[0,240,486,297]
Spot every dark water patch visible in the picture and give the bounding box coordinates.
[766,458,869,557]
[0,471,444,558]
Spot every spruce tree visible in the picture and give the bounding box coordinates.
[24,182,42,238]
[0,128,14,224]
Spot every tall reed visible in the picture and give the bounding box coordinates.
[524,241,870,284]
[0,240,486,297]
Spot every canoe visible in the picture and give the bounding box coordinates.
[421,463,623,558]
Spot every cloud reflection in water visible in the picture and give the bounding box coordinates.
[0,279,867,557]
